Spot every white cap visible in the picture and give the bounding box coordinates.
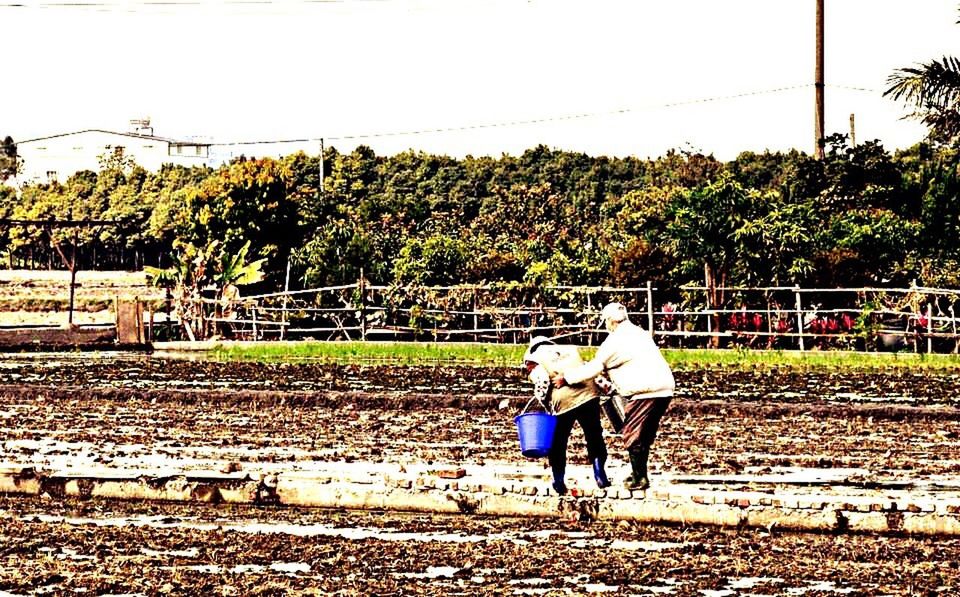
[600,302,629,324]
[522,336,555,365]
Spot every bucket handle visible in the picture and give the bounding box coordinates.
[520,394,552,416]
[519,395,539,415]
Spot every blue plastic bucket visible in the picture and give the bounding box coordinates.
[514,412,557,458]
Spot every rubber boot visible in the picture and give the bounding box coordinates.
[625,445,649,490]
[551,466,567,495]
[592,457,611,489]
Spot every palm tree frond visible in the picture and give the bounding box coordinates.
[886,48,960,141]
[885,57,960,107]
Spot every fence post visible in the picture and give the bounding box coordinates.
[794,286,805,351]
[280,257,290,341]
[704,284,712,343]
[586,290,593,346]
[165,286,173,338]
[951,304,958,354]
[360,269,367,342]
[646,281,655,338]
[252,305,258,341]
[927,302,933,354]
[472,288,479,343]
[766,293,773,348]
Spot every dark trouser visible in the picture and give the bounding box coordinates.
[620,397,671,487]
[548,398,607,475]
[621,396,672,451]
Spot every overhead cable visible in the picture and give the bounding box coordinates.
[210,84,813,147]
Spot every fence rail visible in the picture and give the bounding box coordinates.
[156,282,960,353]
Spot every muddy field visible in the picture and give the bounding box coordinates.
[2,355,960,478]
[2,354,960,595]
[3,497,959,596]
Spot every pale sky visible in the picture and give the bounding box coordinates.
[4,0,960,161]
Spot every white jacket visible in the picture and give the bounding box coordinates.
[563,320,674,400]
[525,344,599,415]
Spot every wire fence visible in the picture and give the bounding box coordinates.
[145,281,960,353]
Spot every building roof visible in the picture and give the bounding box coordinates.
[18,129,211,147]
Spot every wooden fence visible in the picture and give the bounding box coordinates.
[162,282,960,353]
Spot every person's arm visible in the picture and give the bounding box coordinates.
[558,358,605,387]
[557,342,612,387]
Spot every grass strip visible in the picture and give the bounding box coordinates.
[212,341,527,366]
[210,341,960,371]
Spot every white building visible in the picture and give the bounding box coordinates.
[11,123,218,186]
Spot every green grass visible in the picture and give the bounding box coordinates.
[664,348,960,371]
[211,341,529,367]
[209,340,960,371]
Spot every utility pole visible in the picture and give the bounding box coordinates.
[319,138,325,193]
[849,113,856,147]
[814,0,825,159]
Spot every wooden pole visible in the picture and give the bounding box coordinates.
[280,257,291,341]
[814,0,825,159]
[704,263,713,346]
[646,280,655,337]
[766,293,773,349]
[68,227,78,326]
[472,288,479,343]
[586,291,593,346]
[319,138,325,193]
[951,304,958,354]
[795,286,805,351]
[359,268,367,342]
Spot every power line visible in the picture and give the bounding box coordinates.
[827,83,883,94]
[210,84,813,148]
[0,1,382,5]
[0,0,388,7]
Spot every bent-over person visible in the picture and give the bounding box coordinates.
[523,336,610,495]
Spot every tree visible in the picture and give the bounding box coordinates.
[145,240,265,340]
[823,208,921,285]
[294,215,373,287]
[664,173,790,344]
[645,148,722,189]
[608,238,673,288]
[0,185,16,260]
[97,146,138,173]
[666,174,758,288]
[8,182,73,268]
[393,233,470,286]
[0,136,19,182]
[917,152,960,258]
[885,7,960,143]
[175,157,298,283]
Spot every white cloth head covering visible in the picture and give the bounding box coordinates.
[522,335,556,365]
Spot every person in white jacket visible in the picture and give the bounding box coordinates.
[553,303,674,490]
[523,336,610,495]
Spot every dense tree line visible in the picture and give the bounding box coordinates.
[2,135,959,296]
[0,6,954,301]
